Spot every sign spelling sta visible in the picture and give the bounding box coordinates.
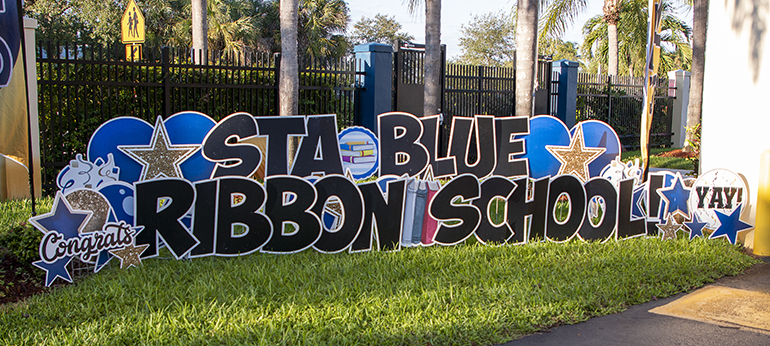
[30,112,755,286]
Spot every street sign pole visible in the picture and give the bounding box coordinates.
[121,0,145,61]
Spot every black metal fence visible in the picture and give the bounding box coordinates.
[575,73,674,149]
[444,64,517,118]
[36,41,363,193]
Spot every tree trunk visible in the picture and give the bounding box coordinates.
[684,0,708,153]
[604,0,620,76]
[280,0,299,117]
[280,0,300,163]
[423,0,442,117]
[191,0,208,54]
[515,0,538,117]
[607,22,618,76]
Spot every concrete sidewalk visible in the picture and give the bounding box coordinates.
[503,260,770,346]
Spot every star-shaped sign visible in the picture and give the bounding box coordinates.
[685,215,708,240]
[32,257,74,287]
[109,243,150,269]
[118,116,200,181]
[656,214,683,240]
[657,172,691,219]
[546,125,606,182]
[29,192,91,239]
[709,204,753,244]
[94,250,113,273]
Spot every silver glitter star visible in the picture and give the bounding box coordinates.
[118,117,200,181]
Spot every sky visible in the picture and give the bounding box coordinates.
[345,0,693,59]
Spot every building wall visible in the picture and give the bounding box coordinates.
[701,0,770,238]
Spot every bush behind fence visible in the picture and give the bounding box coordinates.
[575,73,674,149]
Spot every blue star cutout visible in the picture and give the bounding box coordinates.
[709,204,753,244]
[30,192,91,240]
[684,216,708,240]
[657,173,691,219]
[33,256,74,286]
[94,250,113,273]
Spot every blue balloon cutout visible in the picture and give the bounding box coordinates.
[571,121,621,178]
[515,115,571,179]
[87,112,219,184]
[164,112,216,182]
[88,117,153,184]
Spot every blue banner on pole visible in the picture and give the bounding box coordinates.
[0,0,21,88]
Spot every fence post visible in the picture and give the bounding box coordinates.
[476,65,483,115]
[162,47,171,118]
[553,60,578,128]
[273,53,281,115]
[24,18,42,198]
[606,75,612,126]
[667,70,690,148]
[354,43,393,132]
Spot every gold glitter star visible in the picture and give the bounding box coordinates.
[656,214,683,240]
[118,117,200,181]
[546,125,606,182]
[109,243,150,269]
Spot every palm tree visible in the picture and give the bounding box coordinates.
[297,0,350,59]
[406,0,442,117]
[170,0,266,55]
[581,0,691,77]
[280,0,299,118]
[603,0,621,75]
[192,0,208,52]
[684,0,706,153]
[515,0,538,117]
[519,0,591,117]
[207,0,256,53]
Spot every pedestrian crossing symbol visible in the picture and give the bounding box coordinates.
[121,0,145,44]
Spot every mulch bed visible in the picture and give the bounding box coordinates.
[0,250,48,305]
[656,149,698,159]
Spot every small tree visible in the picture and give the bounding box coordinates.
[456,11,515,67]
[349,13,414,47]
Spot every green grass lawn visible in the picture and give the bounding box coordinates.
[621,148,695,171]
[0,236,756,346]
[0,153,743,346]
[0,197,53,228]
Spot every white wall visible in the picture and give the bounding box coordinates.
[701,0,770,236]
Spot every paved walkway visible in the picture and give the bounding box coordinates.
[502,259,770,346]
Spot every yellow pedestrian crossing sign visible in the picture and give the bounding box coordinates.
[121,0,145,44]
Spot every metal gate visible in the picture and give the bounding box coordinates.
[393,43,554,156]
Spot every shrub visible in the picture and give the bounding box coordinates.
[0,222,43,266]
[685,123,701,176]
[0,197,52,266]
